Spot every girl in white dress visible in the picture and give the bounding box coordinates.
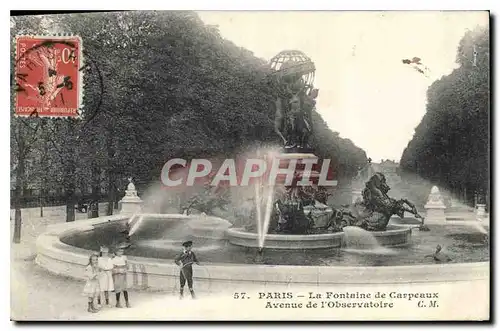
[82,254,100,313]
[97,246,114,307]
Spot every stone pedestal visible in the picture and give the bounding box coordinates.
[275,153,321,186]
[476,204,486,217]
[425,208,446,223]
[272,152,335,233]
[424,186,446,224]
[119,178,143,216]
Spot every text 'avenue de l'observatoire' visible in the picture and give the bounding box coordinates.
[258,291,440,309]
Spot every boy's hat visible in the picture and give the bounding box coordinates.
[100,246,109,252]
[182,240,193,248]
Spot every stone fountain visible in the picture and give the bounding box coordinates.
[226,50,421,249]
[31,49,489,307]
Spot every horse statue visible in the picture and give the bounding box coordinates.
[329,172,423,231]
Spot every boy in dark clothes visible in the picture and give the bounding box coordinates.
[174,241,200,299]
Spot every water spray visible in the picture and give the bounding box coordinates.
[254,177,263,247]
[260,184,275,248]
[128,214,144,237]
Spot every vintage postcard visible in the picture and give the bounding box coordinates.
[10,10,490,321]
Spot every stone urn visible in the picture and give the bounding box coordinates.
[119,178,143,216]
[424,186,446,224]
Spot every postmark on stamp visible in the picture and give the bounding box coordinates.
[14,35,83,118]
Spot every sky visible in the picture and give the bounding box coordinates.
[197,11,489,162]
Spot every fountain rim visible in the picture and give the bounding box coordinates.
[226,227,346,240]
[35,215,489,291]
[225,224,415,237]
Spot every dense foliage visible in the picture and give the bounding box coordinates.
[400,27,489,205]
[10,11,366,232]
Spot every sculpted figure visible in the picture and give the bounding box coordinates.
[330,173,422,231]
[273,76,317,150]
[274,97,287,145]
[425,244,452,262]
[274,188,314,234]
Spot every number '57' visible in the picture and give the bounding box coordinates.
[233,292,247,299]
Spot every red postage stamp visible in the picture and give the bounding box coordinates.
[14,35,83,118]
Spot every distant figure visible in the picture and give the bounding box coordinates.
[174,241,200,299]
[425,244,452,262]
[82,254,100,313]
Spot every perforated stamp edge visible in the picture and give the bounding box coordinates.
[13,34,84,119]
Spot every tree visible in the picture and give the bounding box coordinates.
[400,26,489,206]
[11,16,46,243]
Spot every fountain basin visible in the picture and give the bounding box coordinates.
[35,212,489,296]
[226,227,344,249]
[35,215,489,294]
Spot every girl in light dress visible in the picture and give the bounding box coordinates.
[112,246,131,308]
[82,254,100,313]
[97,246,114,307]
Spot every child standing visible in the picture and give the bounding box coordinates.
[174,240,200,299]
[82,254,100,313]
[97,246,114,307]
[112,246,131,308]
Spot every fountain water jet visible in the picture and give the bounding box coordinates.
[259,184,275,248]
[471,222,488,235]
[445,218,489,235]
[254,178,263,248]
[128,213,143,237]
